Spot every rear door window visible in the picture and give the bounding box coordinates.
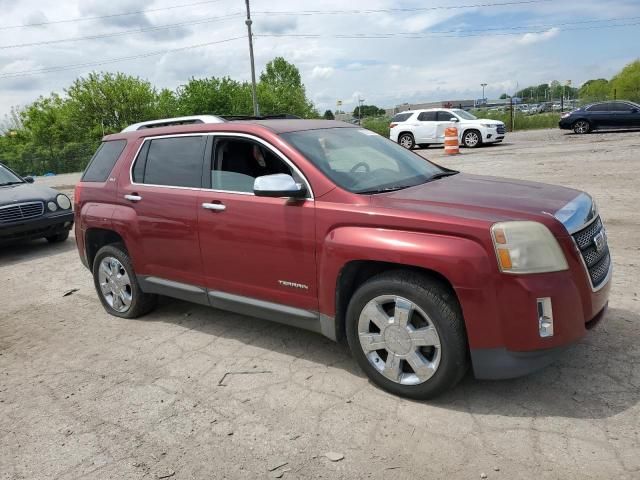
[82,140,127,182]
[135,136,206,188]
[417,112,437,121]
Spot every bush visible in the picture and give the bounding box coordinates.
[474,110,561,130]
[362,116,391,137]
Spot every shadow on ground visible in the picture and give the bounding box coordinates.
[0,237,76,268]
[137,296,640,420]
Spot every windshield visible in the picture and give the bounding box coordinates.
[0,164,24,185]
[451,109,477,120]
[281,128,445,193]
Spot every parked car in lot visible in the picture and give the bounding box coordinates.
[389,108,506,149]
[0,162,73,245]
[75,116,611,399]
[559,100,640,133]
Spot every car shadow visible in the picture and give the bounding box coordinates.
[0,236,76,268]
[138,298,639,420]
[563,128,640,136]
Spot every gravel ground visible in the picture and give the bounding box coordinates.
[1,128,639,480]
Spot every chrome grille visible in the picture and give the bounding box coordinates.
[0,201,45,223]
[496,125,506,134]
[571,216,610,289]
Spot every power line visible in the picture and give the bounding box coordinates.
[253,0,552,16]
[255,20,640,40]
[0,36,245,79]
[0,13,243,50]
[0,0,232,30]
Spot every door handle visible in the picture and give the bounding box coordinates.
[202,202,226,211]
[124,194,142,202]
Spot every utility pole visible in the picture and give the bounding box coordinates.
[357,97,364,125]
[245,0,259,116]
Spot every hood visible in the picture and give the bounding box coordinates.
[370,173,581,234]
[0,182,59,205]
[466,118,504,125]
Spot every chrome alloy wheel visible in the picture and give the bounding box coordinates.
[357,295,441,385]
[399,134,413,149]
[464,131,480,147]
[98,257,133,313]
[574,120,590,134]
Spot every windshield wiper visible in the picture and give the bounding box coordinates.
[357,185,412,194]
[0,181,23,186]
[428,170,459,181]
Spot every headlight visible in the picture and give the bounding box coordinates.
[480,123,496,128]
[47,201,58,212]
[56,194,71,210]
[491,221,568,274]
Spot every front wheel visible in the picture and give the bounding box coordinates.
[398,133,415,149]
[346,271,468,399]
[92,244,157,319]
[462,130,482,148]
[573,120,591,134]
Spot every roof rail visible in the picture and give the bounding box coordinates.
[221,114,301,121]
[121,115,225,132]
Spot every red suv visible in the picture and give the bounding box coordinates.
[75,116,611,399]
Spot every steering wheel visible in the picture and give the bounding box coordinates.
[350,162,370,173]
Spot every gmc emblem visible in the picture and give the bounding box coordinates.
[593,230,606,253]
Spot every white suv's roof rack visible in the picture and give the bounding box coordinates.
[121,115,225,132]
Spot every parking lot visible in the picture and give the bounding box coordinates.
[1,128,639,479]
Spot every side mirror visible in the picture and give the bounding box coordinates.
[449,117,459,123]
[254,174,307,199]
[24,176,35,183]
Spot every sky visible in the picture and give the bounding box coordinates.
[0,0,639,116]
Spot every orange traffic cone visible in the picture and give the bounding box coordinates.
[444,127,460,155]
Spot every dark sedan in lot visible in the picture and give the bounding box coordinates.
[559,100,640,134]
[0,162,73,245]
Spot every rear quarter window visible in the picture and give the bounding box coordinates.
[391,113,413,122]
[82,140,127,182]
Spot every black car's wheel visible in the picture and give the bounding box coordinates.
[346,271,468,400]
[46,231,69,243]
[92,243,157,319]
[573,120,591,134]
[398,133,415,149]
[462,129,482,148]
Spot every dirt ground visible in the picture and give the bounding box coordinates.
[1,128,639,480]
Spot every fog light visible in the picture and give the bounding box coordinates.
[47,201,58,212]
[537,297,554,337]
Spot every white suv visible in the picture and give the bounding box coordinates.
[389,108,506,149]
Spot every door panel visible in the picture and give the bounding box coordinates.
[198,192,317,311]
[414,112,437,142]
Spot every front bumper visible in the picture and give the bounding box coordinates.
[471,304,607,379]
[0,211,74,244]
[481,127,506,143]
[558,119,573,129]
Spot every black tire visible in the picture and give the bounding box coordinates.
[573,120,591,134]
[92,243,157,319]
[462,129,482,148]
[398,133,415,149]
[346,271,468,400]
[46,231,69,243]
[418,143,430,149]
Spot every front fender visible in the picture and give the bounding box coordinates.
[318,227,498,340]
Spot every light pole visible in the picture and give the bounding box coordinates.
[480,83,487,104]
[244,0,259,116]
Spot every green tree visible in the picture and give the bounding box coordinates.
[579,79,610,102]
[323,109,335,120]
[499,93,508,99]
[177,77,252,116]
[353,104,386,118]
[610,60,640,102]
[258,57,316,117]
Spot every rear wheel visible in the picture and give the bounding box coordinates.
[346,271,468,399]
[462,129,481,148]
[573,120,591,134]
[398,133,415,149]
[92,244,157,318]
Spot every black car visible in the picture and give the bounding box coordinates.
[0,162,74,245]
[559,100,640,134]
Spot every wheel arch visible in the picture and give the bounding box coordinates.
[85,228,127,269]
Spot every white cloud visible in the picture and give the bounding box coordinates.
[518,27,560,45]
[311,65,334,79]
